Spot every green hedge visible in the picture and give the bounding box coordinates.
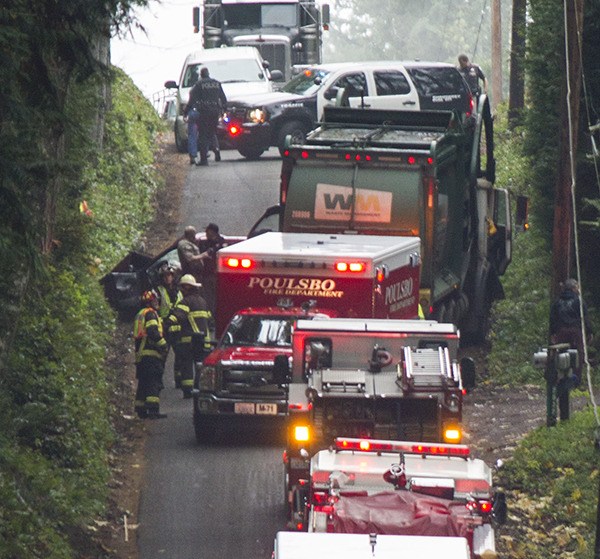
[0,68,162,558]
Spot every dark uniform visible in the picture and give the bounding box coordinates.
[133,294,168,418]
[549,281,592,380]
[185,69,227,165]
[177,237,203,282]
[167,290,212,397]
[198,229,226,319]
[459,62,486,97]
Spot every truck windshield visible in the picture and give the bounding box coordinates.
[282,68,330,96]
[182,60,264,88]
[222,3,297,28]
[222,315,295,347]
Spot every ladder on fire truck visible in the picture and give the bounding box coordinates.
[400,347,461,390]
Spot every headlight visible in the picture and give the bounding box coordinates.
[247,108,266,123]
[293,425,310,442]
[198,366,218,390]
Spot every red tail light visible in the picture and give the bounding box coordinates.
[224,257,254,269]
[335,261,365,273]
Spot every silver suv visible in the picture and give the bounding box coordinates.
[164,46,283,152]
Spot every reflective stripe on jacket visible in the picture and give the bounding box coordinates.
[134,307,167,363]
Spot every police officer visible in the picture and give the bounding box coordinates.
[167,274,212,398]
[457,54,488,98]
[185,67,227,166]
[133,290,168,419]
[549,279,592,384]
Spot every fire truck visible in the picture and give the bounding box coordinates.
[192,302,335,443]
[194,0,330,82]
[273,532,472,559]
[214,232,421,337]
[275,318,476,518]
[291,437,505,559]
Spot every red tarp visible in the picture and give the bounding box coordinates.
[333,491,471,538]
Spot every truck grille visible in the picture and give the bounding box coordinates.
[255,44,287,77]
[314,398,440,443]
[222,368,284,396]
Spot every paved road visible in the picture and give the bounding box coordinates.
[179,148,283,236]
[138,148,287,559]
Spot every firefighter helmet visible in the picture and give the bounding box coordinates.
[141,290,158,304]
[159,262,176,277]
[179,274,202,287]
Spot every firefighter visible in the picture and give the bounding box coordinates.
[133,290,168,419]
[157,263,182,321]
[167,274,212,398]
[156,263,183,386]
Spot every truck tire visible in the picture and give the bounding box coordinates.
[277,121,309,156]
[194,411,216,444]
[175,125,187,153]
[238,145,265,160]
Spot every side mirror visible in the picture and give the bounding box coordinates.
[269,69,284,82]
[323,87,338,101]
[273,355,291,385]
[515,195,529,232]
[460,357,476,391]
[164,80,178,90]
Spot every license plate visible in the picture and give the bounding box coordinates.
[256,403,278,415]
[234,402,255,414]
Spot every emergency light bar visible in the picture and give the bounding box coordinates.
[222,257,367,274]
[284,148,435,166]
[335,437,470,457]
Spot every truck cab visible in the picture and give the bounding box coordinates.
[193,303,335,443]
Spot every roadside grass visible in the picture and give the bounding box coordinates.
[489,106,600,558]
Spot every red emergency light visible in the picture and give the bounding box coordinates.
[335,261,365,273]
[228,124,241,137]
[466,499,493,515]
[335,437,471,457]
[407,155,416,165]
[224,257,254,269]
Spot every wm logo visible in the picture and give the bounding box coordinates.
[323,193,381,212]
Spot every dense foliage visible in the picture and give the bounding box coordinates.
[0,0,163,556]
[485,2,600,557]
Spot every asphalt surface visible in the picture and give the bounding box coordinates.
[179,147,283,236]
[138,147,288,559]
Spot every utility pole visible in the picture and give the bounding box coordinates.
[491,0,503,111]
[551,0,585,298]
[508,0,526,127]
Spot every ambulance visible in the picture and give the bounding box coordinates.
[215,232,421,336]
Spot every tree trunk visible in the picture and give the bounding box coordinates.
[491,0,503,111]
[551,0,585,298]
[508,0,526,127]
